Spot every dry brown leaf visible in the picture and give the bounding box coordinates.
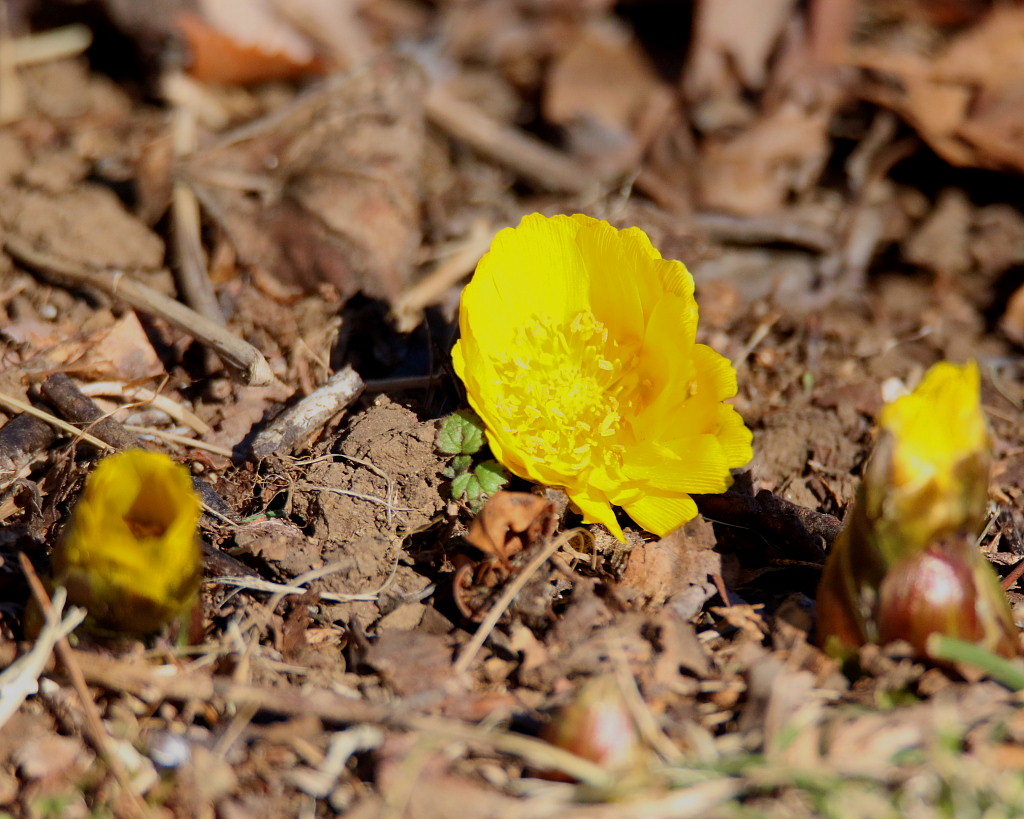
[620,516,719,610]
[853,7,1024,175]
[544,21,673,169]
[68,311,165,381]
[685,0,798,131]
[686,0,798,97]
[185,56,425,301]
[464,491,557,565]
[363,629,452,696]
[178,11,328,85]
[698,104,830,216]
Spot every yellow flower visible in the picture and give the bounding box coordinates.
[452,213,752,540]
[863,361,991,563]
[52,449,202,635]
[817,360,1018,657]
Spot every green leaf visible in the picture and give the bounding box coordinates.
[442,454,473,478]
[437,411,486,455]
[451,471,474,499]
[474,460,508,494]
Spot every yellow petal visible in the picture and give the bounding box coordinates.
[569,487,625,541]
[624,493,699,537]
[692,344,738,401]
[461,214,589,356]
[715,404,754,468]
[624,435,733,494]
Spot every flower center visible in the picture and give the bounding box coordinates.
[492,311,640,471]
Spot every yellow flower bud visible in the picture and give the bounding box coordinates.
[51,449,202,636]
[817,362,1019,658]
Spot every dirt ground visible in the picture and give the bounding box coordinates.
[4,1,1024,817]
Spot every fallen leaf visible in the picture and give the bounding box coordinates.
[464,491,557,565]
[185,56,425,301]
[544,20,673,171]
[698,103,831,216]
[620,516,719,610]
[178,11,328,86]
[853,7,1024,175]
[364,629,452,696]
[68,310,165,381]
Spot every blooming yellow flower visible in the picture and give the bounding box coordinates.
[452,213,752,540]
[52,449,202,635]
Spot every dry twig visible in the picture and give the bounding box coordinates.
[248,366,364,459]
[3,235,275,386]
[426,85,597,194]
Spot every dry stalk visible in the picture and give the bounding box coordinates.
[425,85,597,194]
[3,235,275,386]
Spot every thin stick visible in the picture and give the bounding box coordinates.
[19,555,150,817]
[4,24,92,67]
[248,366,364,459]
[425,85,597,194]
[1001,558,1024,592]
[172,107,224,325]
[391,221,494,332]
[0,588,85,729]
[79,381,212,436]
[0,390,111,451]
[4,235,275,386]
[123,424,234,458]
[454,529,587,676]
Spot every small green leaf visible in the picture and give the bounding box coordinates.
[437,410,486,455]
[451,471,474,499]
[443,454,473,478]
[474,460,508,494]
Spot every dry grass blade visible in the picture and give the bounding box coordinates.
[0,390,111,451]
[0,588,85,729]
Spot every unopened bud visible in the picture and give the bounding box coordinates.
[541,676,643,775]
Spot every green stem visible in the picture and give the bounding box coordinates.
[927,634,1024,690]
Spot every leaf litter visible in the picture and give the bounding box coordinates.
[4,2,1024,818]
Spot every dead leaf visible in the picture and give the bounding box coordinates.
[698,103,831,216]
[620,516,719,610]
[464,491,557,565]
[185,56,425,301]
[69,311,165,381]
[687,0,798,98]
[178,11,328,85]
[853,7,1024,176]
[685,0,798,131]
[903,188,973,279]
[364,629,452,696]
[453,553,510,623]
[544,20,673,171]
